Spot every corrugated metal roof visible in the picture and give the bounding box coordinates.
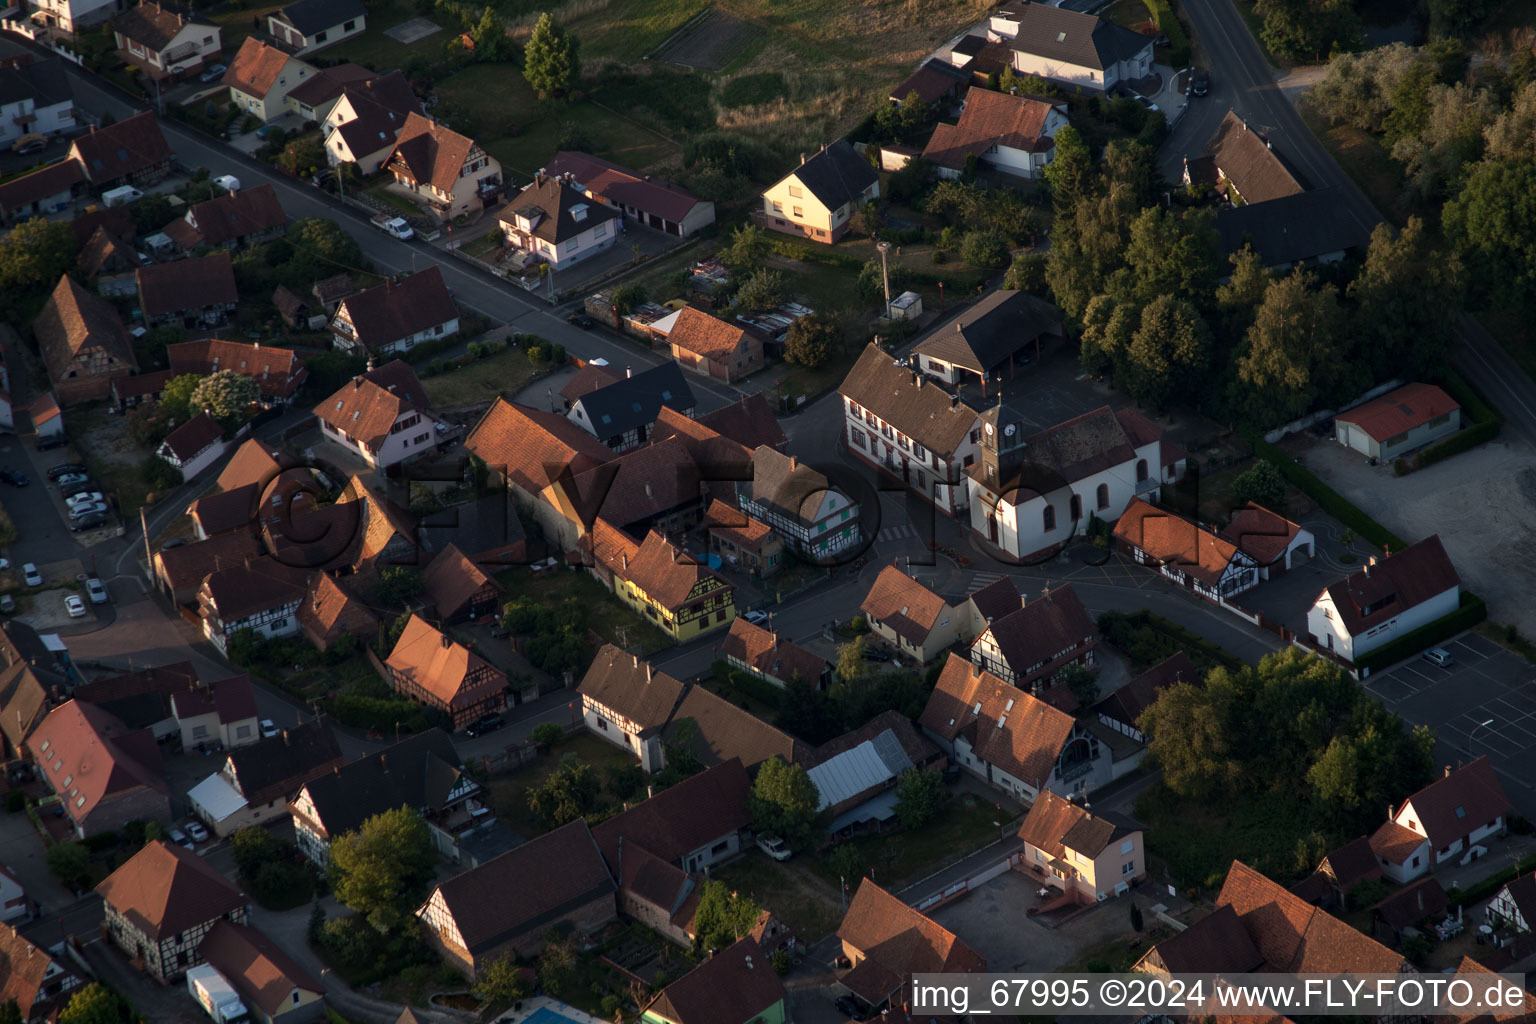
[808,732,913,811]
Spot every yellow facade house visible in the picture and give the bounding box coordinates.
[758,139,879,243]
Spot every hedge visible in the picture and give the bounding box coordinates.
[1097,609,1244,674]
[1409,370,1502,472]
[1242,428,1409,551]
[1354,592,1489,674]
[711,659,786,710]
[1449,851,1536,908]
[1143,0,1191,69]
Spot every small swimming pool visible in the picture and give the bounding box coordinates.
[520,1008,589,1024]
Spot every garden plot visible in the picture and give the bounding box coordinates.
[650,8,762,70]
[384,16,441,44]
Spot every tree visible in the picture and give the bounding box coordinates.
[529,721,565,750]
[1004,253,1048,294]
[835,636,869,682]
[1057,662,1100,707]
[474,953,529,1005]
[157,374,202,426]
[1102,139,1160,209]
[1253,0,1360,62]
[874,91,933,144]
[527,753,601,827]
[57,985,122,1024]
[1129,901,1144,932]
[281,133,326,178]
[129,194,173,236]
[1214,245,1270,343]
[605,762,645,802]
[893,768,947,829]
[1231,460,1286,510]
[749,755,821,850]
[1041,125,1092,212]
[719,223,769,270]
[959,229,1009,270]
[0,217,74,295]
[537,937,576,995]
[192,369,260,423]
[849,201,884,239]
[141,454,181,492]
[522,13,579,98]
[735,268,786,311]
[375,566,424,607]
[328,805,437,933]
[1123,294,1212,411]
[469,5,513,61]
[288,217,365,281]
[783,312,837,368]
[0,999,20,1024]
[1139,676,1241,800]
[1235,270,1350,427]
[1483,81,1536,164]
[1445,160,1536,309]
[1045,187,1138,320]
[229,826,281,879]
[611,282,646,313]
[46,842,91,890]
[774,676,841,746]
[825,843,866,887]
[855,257,908,307]
[691,879,761,953]
[1309,44,1422,134]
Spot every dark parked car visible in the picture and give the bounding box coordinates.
[35,436,66,452]
[60,482,96,499]
[1192,69,1210,97]
[70,512,108,532]
[161,538,189,551]
[567,312,594,329]
[0,469,28,487]
[466,713,505,738]
[835,996,872,1020]
[47,463,86,480]
[862,646,892,663]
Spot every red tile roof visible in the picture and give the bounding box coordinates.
[1321,534,1460,638]
[1143,904,1264,973]
[155,532,263,592]
[592,758,751,868]
[223,37,294,99]
[68,111,172,185]
[198,920,323,1016]
[974,584,1093,697]
[645,936,785,1024]
[1217,860,1405,973]
[168,673,259,724]
[918,654,1073,788]
[160,411,225,464]
[169,339,307,401]
[860,565,949,648]
[576,645,686,735]
[1114,497,1243,587]
[1094,651,1199,731]
[544,151,708,225]
[1202,110,1303,205]
[1336,382,1459,444]
[624,529,727,611]
[559,361,622,406]
[922,89,1060,170]
[298,572,378,650]
[836,878,985,1005]
[465,398,613,497]
[178,184,287,247]
[32,274,136,385]
[1397,756,1511,851]
[96,839,246,941]
[1219,502,1303,567]
[695,394,787,452]
[386,112,478,192]
[1372,876,1448,932]
[721,617,828,686]
[30,700,166,831]
[664,686,806,770]
[0,922,79,1019]
[0,158,82,215]
[667,305,749,361]
[332,267,456,354]
[313,359,430,448]
[420,543,500,620]
[1317,835,1382,890]
[384,614,505,713]
[702,498,774,551]
[137,252,238,319]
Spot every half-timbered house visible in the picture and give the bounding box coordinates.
[96,840,248,983]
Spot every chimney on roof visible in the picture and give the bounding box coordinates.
[951,393,960,409]
[441,631,452,648]
[644,481,653,499]
[1445,765,1453,778]
[645,662,652,683]
[799,153,807,165]
[621,553,628,570]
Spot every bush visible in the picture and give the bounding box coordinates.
[1098,610,1244,673]
[1144,0,1190,66]
[1354,592,1488,674]
[1409,370,1501,470]
[4,789,24,813]
[530,722,565,750]
[711,660,786,710]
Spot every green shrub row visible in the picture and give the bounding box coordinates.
[1098,609,1244,674]
[1143,0,1192,69]
[1408,369,1503,471]
[1449,851,1536,907]
[711,659,786,710]
[1354,592,1488,674]
[1243,428,1409,551]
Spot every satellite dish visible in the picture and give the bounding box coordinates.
[1004,424,1016,436]
[984,423,995,435]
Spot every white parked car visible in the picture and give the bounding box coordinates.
[65,491,105,508]
[168,828,193,850]
[260,719,278,739]
[85,577,108,604]
[756,835,792,861]
[744,610,769,626]
[185,821,210,843]
[21,564,41,587]
[64,595,86,618]
[70,501,109,520]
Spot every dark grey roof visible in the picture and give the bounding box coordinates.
[952,34,988,57]
[787,140,879,211]
[225,720,344,806]
[299,728,467,838]
[272,0,366,36]
[499,176,620,245]
[1011,4,1153,71]
[913,290,1063,375]
[572,362,696,441]
[0,59,72,108]
[1216,189,1369,268]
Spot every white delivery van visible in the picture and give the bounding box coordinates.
[101,185,144,207]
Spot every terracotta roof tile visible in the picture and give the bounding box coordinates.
[160,411,225,464]
[313,359,430,448]
[1201,110,1303,205]
[466,398,614,497]
[198,557,307,623]
[68,111,172,185]
[663,687,806,770]
[1398,756,1511,851]
[0,921,79,1019]
[861,565,949,648]
[559,436,703,533]
[974,584,1093,693]
[695,394,787,452]
[199,920,323,1016]
[221,719,344,806]
[385,614,505,713]
[420,543,500,620]
[168,673,258,725]
[32,274,137,386]
[1368,821,1426,864]
[623,529,726,611]
[1372,877,1448,932]
[1114,497,1242,586]
[155,533,263,592]
[576,645,686,735]
[331,268,456,353]
[836,878,985,1004]
[177,184,287,247]
[840,342,980,455]
[1322,534,1460,638]
[1217,860,1404,973]
[78,224,136,277]
[114,1,214,50]
[1317,835,1382,890]
[918,654,1073,786]
[618,841,690,914]
[922,90,1060,170]
[498,175,620,245]
[646,936,785,1024]
[1144,904,1264,973]
[544,151,707,225]
[386,112,480,194]
[721,617,828,686]
[559,361,621,405]
[1219,502,1303,567]
[168,339,307,401]
[1336,382,1459,444]
[702,497,773,550]
[0,158,83,215]
[298,573,378,650]
[224,37,295,99]
[1093,651,1198,731]
[30,701,167,832]
[667,306,749,361]
[96,839,245,940]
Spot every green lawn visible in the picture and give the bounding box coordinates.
[497,565,676,654]
[421,346,541,408]
[807,795,1016,893]
[364,183,421,218]
[208,2,287,52]
[485,733,644,840]
[1099,0,1156,32]
[1135,782,1323,891]
[319,0,445,70]
[566,0,709,61]
[712,849,846,942]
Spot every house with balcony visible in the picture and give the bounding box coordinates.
[328,267,458,358]
[919,653,1109,801]
[266,0,365,55]
[25,0,122,32]
[96,840,248,983]
[1018,790,1145,904]
[112,2,221,81]
[0,59,74,148]
[497,174,620,270]
[384,112,501,217]
[223,38,317,122]
[313,359,442,470]
[384,615,506,730]
[197,558,306,656]
[758,140,878,243]
[839,344,982,518]
[968,583,1095,708]
[968,403,1185,563]
[737,446,859,561]
[1306,534,1461,664]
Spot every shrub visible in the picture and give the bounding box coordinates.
[530,722,565,750]
[4,789,24,813]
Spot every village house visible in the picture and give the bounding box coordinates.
[384,615,507,730]
[420,544,501,623]
[97,840,249,983]
[68,111,173,190]
[860,565,970,664]
[163,184,288,253]
[1369,756,1511,884]
[281,62,374,123]
[1018,790,1145,904]
[187,720,345,836]
[968,583,1096,707]
[1093,651,1197,745]
[288,729,482,866]
[0,922,84,1020]
[32,274,138,405]
[498,174,620,269]
[722,617,832,691]
[28,394,64,443]
[0,662,49,763]
[112,2,221,81]
[542,150,715,238]
[698,395,787,452]
[969,403,1184,562]
[660,685,806,773]
[982,1,1153,92]
[153,534,263,605]
[738,446,858,560]
[384,112,501,218]
[595,758,753,879]
[587,525,736,643]
[922,88,1069,180]
[198,920,326,1024]
[223,38,317,122]
[329,267,459,358]
[840,344,983,517]
[920,653,1109,801]
[168,673,260,751]
[112,371,174,411]
[1113,497,1260,603]
[1216,188,1366,269]
[197,558,307,656]
[419,819,616,977]
[0,160,84,224]
[1291,835,1384,909]
[665,306,764,384]
[29,699,170,838]
[416,492,529,569]
[322,73,421,173]
[806,711,941,834]
[79,223,141,296]
[0,60,74,148]
[1307,534,1461,664]
[1335,383,1462,463]
[267,0,365,54]
[1217,503,1316,580]
[168,339,309,407]
[135,247,239,329]
[24,0,118,33]
[647,407,755,506]
[1487,872,1536,936]
[643,937,787,1024]
[577,647,687,770]
[313,358,443,470]
[156,411,228,482]
[297,573,378,653]
[889,57,970,110]
[758,139,879,243]
[69,662,199,742]
[1184,110,1303,206]
[703,498,783,578]
[1370,877,1449,946]
[565,362,696,452]
[836,879,985,1017]
[552,436,709,544]
[913,289,1063,390]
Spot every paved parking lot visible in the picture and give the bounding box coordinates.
[1364,632,1536,801]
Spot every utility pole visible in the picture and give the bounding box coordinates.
[140,505,151,571]
[877,240,893,320]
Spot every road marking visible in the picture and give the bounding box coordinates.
[967,572,1006,593]
[878,524,916,542]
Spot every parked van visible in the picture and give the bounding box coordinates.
[1423,647,1454,667]
[101,185,144,207]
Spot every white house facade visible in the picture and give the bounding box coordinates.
[1306,536,1461,663]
